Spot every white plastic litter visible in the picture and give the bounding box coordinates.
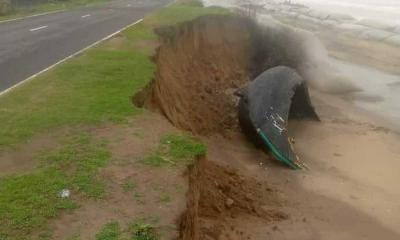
[59,189,71,198]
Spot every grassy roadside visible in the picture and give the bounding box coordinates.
[0,1,227,239]
[0,0,109,22]
[0,2,228,149]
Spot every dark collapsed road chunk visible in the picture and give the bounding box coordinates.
[238,66,319,169]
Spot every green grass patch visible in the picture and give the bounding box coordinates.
[158,192,171,203]
[129,219,159,240]
[0,134,110,238]
[41,133,111,198]
[160,134,207,159]
[142,134,206,167]
[124,23,157,43]
[141,154,167,167]
[95,221,121,240]
[0,0,110,22]
[0,168,77,238]
[94,219,160,240]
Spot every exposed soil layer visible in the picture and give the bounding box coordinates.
[180,157,287,240]
[135,15,307,135]
[133,15,304,239]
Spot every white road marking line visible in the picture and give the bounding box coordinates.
[81,14,91,18]
[0,18,143,97]
[29,25,48,32]
[0,10,64,24]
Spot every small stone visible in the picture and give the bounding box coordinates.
[245,193,253,201]
[225,198,234,208]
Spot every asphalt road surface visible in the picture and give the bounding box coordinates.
[0,0,171,93]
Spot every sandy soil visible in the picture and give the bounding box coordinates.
[204,90,400,240]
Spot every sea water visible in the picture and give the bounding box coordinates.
[292,0,400,25]
[330,58,400,127]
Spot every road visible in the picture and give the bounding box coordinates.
[0,0,171,93]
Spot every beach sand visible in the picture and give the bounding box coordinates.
[204,89,400,239]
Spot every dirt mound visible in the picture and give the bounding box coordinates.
[179,157,287,240]
[136,15,307,135]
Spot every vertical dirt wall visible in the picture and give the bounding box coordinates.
[140,15,308,135]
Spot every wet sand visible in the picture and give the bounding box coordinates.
[205,89,400,239]
[285,90,400,239]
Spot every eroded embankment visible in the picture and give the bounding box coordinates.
[133,15,309,239]
[135,15,307,135]
[179,157,286,240]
